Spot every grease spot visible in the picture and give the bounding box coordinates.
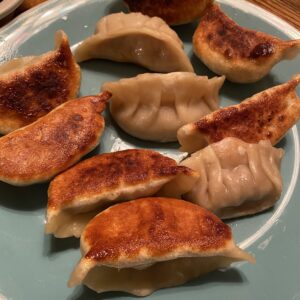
[257,235,273,250]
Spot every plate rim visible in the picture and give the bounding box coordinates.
[0,1,299,299]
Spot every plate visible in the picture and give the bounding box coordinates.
[0,0,299,299]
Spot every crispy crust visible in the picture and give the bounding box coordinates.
[82,197,232,263]
[48,149,194,211]
[124,0,213,25]
[0,31,81,134]
[180,76,300,149]
[193,4,300,82]
[0,92,111,186]
[195,4,279,59]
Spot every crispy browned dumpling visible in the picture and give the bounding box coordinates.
[178,75,300,153]
[0,92,111,186]
[0,31,80,134]
[46,149,199,238]
[124,0,213,25]
[68,197,254,296]
[193,4,300,83]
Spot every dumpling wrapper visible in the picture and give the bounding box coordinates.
[74,12,193,72]
[124,0,213,25]
[178,75,300,153]
[0,31,80,134]
[46,149,199,238]
[193,4,300,83]
[181,137,284,219]
[0,92,111,186]
[68,197,255,296]
[102,72,224,142]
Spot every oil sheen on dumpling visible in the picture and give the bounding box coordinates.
[193,4,300,83]
[0,31,80,134]
[74,12,193,72]
[178,75,300,153]
[0,92,111,186]
[124,0,213,25]
[68,197,255,296]
[181,138,284,219]
[46,149,199,238]
[102,73,224,142]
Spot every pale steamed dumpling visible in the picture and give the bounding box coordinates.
[181,137,284,219]
[75,12,193,72]
[102,72,225,142]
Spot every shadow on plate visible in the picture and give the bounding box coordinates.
[0,181,48,211]
[80,60,147,81]
[276,137,287,149]
[106,0,129,15]
[221,75,281,102]
[190,54,282,102]
[174,22,198,43]
[84,144,102,159]
[226,205,277,227]
[43,234,79,257]
[67,268,246,300]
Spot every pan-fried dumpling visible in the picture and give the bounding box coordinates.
[181,138,284,219]
[124,0,213,25]
[193,4,300,83]
[74,12,193,72]
[0,31,80,134]
[0,92,111,186]
[46,149,199,238]
[178,76,300,153]
[68,198,255,296]
[102,73,224,142]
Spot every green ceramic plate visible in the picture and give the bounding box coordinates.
[0,0,299,299]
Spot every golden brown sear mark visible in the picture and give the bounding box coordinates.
[0,92,111,186]
[124,0,213,25]
[200,4,276,59]
[194,75,300,145]
[0,31,80,134]
[83,198,232,262]
[193,4,300,83]
[47,149,194,210]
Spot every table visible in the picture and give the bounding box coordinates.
[3,0,300,30]
[248,0,300,30]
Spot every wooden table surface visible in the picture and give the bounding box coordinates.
[248,0,300,30]
[3,0,300,31]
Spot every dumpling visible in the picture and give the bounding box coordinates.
[193,4,300,83]
[102,72,224,142]
[124,0,213,25]
[0,92,111,186]
[178,75,300,153]
[181,137,284,219]
[46,149,199,238]
[68,197,255,296]
[0,31,80,134]
[74,12,193,72]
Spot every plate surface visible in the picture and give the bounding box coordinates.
[0,0,299,299]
